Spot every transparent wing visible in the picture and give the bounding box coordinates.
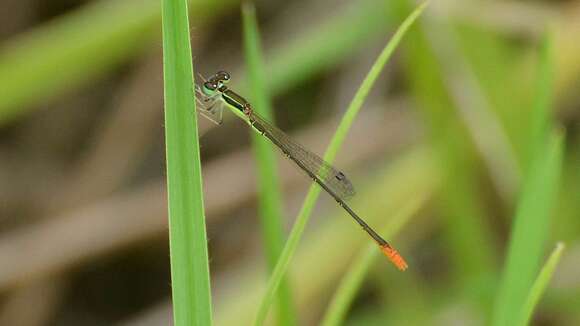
[195,84,223,125]
[249,111,356,200]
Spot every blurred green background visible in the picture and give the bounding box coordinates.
[0,0,579,325]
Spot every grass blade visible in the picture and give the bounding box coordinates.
[241,3,296,326]
[253,3,429,325]
[162,0,212,325]
[492,130,564,326]
[526,32,554,171]
[492,31,562,326]
[320,197,427,326]
[518,242,566,326]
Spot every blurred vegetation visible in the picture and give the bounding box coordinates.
[0,0,579,325]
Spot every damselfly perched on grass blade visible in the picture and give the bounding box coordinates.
[195,71,407,271]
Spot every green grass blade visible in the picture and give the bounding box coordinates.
[492,130,564,326]
[518,242,566,326]
[241,3,295,326]
[320,197,427,326]
[322,0,428,162]
[492,32,561,326]
[526,32,554,171]
[253,3,429,325]
[162,0,212,325]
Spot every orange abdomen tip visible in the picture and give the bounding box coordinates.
[380,245,408,271]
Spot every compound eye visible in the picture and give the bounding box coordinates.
[216,70,231,82]
[202,81,218,95]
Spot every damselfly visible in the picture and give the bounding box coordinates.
[195,71,407,271]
